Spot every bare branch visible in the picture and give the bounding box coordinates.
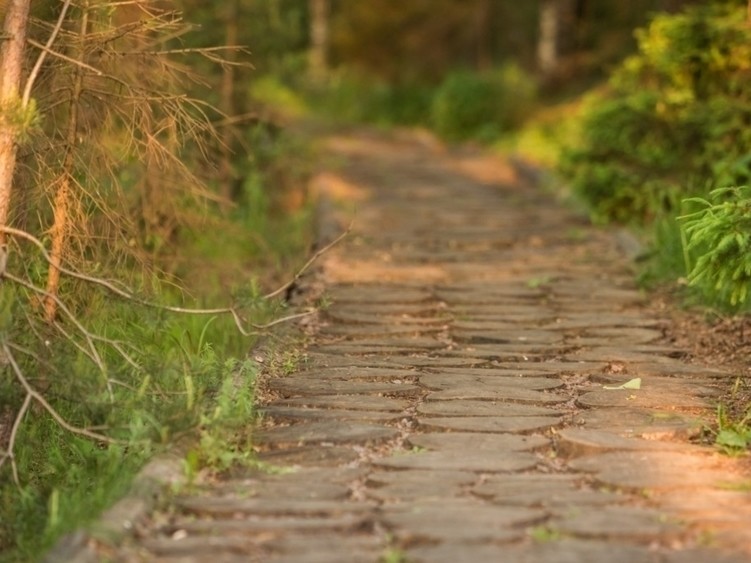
[3,343,119,445]
[0,393,31,489]
[0,225,346,334]
[22,0,73,107]
[264,224,351,300]
[26,38,103,77]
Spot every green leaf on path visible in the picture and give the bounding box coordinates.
[603,377,642,390]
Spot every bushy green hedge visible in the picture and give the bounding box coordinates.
[561,3,751,224]
[431,64,537,142]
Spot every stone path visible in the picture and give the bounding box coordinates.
[76,130,751,562]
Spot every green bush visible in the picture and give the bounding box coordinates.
[309,71,433,126]
[431,64,537,142]
[561,3,751,224]
[681,186,751,310]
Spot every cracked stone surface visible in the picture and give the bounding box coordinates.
[79,129,751,562]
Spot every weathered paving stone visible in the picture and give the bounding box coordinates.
[568,451,748,491]
[318,323,444,337]
[544,314,662,330]
[367,469,476,487]
[325,302,441,316]
[274,395,409,412]
[255,421,398,447]
[267,378,422,397]
[418,415,562,434]
[473,474,624,507]
[407,540,660,563]
[419,372,563,390]
[260,406,406,423]
[662,548,751,563]
[365,472,474,501]
[417,399,561,417]
[264,534,384,563]
[577,386,711,410]
[373,448,539,472]
[328,285,432,303]
[175,497,375,517]
[576,327,664,344]
[591,374,720,396]
[316,337,446,350]
[167,513,368,535]
[380,355,488,368]
[381,499,544,542]
[255,445,360,467]
[309,344,444,356]
[573,408,704,439]
[451,329,562,346]
[442,345,549,361]
[296,367,418,381]
[324,309,450,325]
[557,428,706,458]
[550,505,683,541]
[141,536,264,558]
[427,386,566,403]
[407,431,549,451]
[565,348,685,364]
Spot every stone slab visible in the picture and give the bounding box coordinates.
[417,399,562,417]
[255,421,397,447]
[175,497,375,517]
[324,309,449,325]
[260,406,406,423]
[568,451,747,491]
[328,286,432,303]
[557,428,706,458]
[419,372,563,391]
[427,386,566,404]
[407,541,659,563]
[267,377,421,397]
[273,395,408,412]
[418,415,562,434]
[428,366,564,377]
[551,505,682,541]
[573,408,704,439]
[256,446,360,467]
[473,474,624,507]
[577,387,710,410]
[373,449,539,472]
[318,324,444,337]
[316,337,445,350]
[407,432,549,452]
[381,499,544,542]
[297,367,418,381]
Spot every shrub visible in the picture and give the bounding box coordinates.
[431,64,537,142]
[561,3,751,224]
[681,186,751,309]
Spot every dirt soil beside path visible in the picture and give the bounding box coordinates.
[48,127,751,563]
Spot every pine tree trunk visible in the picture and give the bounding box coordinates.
[44,4,89,322]
[474,0,492,71]
[219,0,238,206]
[0,0,31,246]
[308,0,329,81]
[537,0,559,80]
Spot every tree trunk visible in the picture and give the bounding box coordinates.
[537,0,559,80]
[44,4,88,323]
[308,0,329,81]
[219,0,238,206]
[0,0,32,247]
[474,0,492,71]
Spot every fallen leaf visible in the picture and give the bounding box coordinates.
[603,377,642,390]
